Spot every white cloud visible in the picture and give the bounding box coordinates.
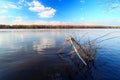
[0,16,9,20]
[18,0,25,3]
[101,0,120,12]
[28,0,56,18]
[7,16,120,26]
[38,8,56,18]
[12,16,23,24]
[80,19,120,26]
[2,3,22,9]
[0,10,7,13]
[11,16,66,25]
[18,0,27,6]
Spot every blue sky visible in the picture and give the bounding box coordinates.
[0,0,120,26]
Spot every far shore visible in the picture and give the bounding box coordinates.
[0,24,120,29]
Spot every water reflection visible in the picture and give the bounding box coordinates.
[33,38,56,52]
[0,37,3,45]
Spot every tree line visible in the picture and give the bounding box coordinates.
[0,24,120,29]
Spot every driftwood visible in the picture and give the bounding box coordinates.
[69,38,87,65]
[57,37,89,66]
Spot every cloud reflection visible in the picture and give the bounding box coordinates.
[33,38,56,52]
[0,38,3,45]
[8,45,24,51]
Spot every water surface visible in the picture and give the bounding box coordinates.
[0,29,120,80]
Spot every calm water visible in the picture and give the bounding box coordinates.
[0,29,120,80]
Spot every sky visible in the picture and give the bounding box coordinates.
[0,0,120,26]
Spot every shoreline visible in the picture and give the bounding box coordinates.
[0,25,120,29]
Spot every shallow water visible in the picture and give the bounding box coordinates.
[0,29,120,80]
